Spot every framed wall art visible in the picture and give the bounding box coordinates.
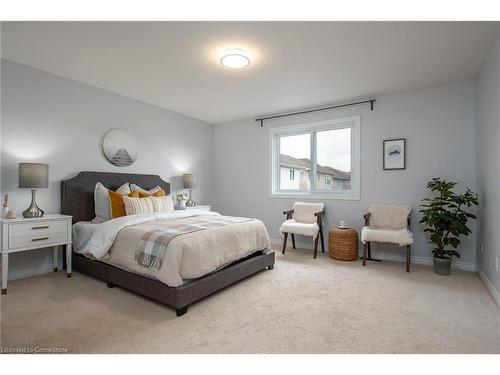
[102,129,138,167]
[383,138,406,170]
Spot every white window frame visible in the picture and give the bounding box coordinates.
[269,116,361,200]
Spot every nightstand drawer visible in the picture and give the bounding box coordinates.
[9,220,67,236]
[9,231,68,249]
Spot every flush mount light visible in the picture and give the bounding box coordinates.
[220,49,250,69]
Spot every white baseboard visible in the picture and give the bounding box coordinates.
[270,238,477,272]
[477,269,500,308]
[363,251,477,272]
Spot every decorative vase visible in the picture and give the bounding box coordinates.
[178,200,186,209]
[433,256,451,276]
[2,194,8,218]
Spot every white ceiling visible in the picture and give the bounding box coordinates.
[2,22,499,124]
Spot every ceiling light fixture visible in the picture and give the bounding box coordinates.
[220,49,250,69]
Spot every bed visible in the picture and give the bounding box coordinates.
[61,171,275,316]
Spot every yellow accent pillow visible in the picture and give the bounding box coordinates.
[109,190,140,218]
[137,189,166,198]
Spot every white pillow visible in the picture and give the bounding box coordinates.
[123,195,174,216]
[130,184,162,195]
[93,182,130,222]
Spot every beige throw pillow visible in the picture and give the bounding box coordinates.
[123,195,174,216]
[150,196,174,213]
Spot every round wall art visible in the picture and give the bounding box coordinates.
[102,129,138,167]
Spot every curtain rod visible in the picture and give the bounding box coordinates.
[255,98,376,127]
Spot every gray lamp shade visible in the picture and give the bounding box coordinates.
[182,173,194,189]
[19,163,49,188]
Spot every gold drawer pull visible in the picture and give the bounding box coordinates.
[32,226,49,230]
[32,237,49,242]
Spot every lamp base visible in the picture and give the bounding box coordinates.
[186,189,196,207]
[23,189,44,218]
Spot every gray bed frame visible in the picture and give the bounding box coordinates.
[61,171,275,316]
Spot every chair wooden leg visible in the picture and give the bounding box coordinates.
[313,235,319,259]
[291,233,296,249]
[362,242,367,266]
[282,233,288,255]
[320,227,325,253]
[361,241,382,262]
[406,245,411,273]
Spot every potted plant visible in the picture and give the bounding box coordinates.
[419,178,478,275]
[176,192,189,209]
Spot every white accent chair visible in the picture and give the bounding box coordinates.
[361,204,414,272]
[279,202,325,259]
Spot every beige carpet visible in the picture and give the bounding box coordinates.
[1,246,499,353]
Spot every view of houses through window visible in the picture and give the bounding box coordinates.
[278,127,352,192]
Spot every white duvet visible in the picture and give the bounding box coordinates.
[72,210,271,286]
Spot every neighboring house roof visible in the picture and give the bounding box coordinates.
[280,154,351,180]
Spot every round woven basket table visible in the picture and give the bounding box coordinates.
[329,227,358,261]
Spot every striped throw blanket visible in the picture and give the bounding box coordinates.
[135,215,252,271]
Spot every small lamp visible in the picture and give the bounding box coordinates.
[182,173,196,207]
[19,163,48,218]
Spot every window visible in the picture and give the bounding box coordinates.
[270,116,360,200]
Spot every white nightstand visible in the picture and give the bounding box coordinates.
[0,214,72,294]
[174,205,211,212]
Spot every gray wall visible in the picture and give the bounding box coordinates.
[0,60,484,279]
[476,29,500,302]
[213,80,477,268]
[1,59,214,279]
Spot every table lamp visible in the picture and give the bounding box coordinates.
[19,163,48,218]
[182,173,196,207]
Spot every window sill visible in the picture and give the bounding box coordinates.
[269,192,360,201]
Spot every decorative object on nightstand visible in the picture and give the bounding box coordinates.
[183,173,196,207]
[329,227,358,261]
[19,163,49,218]
[2,194,9,218]
[0,214,73,294]
[176,192,189,209]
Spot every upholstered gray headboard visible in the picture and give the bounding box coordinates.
[61,171,171,223]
